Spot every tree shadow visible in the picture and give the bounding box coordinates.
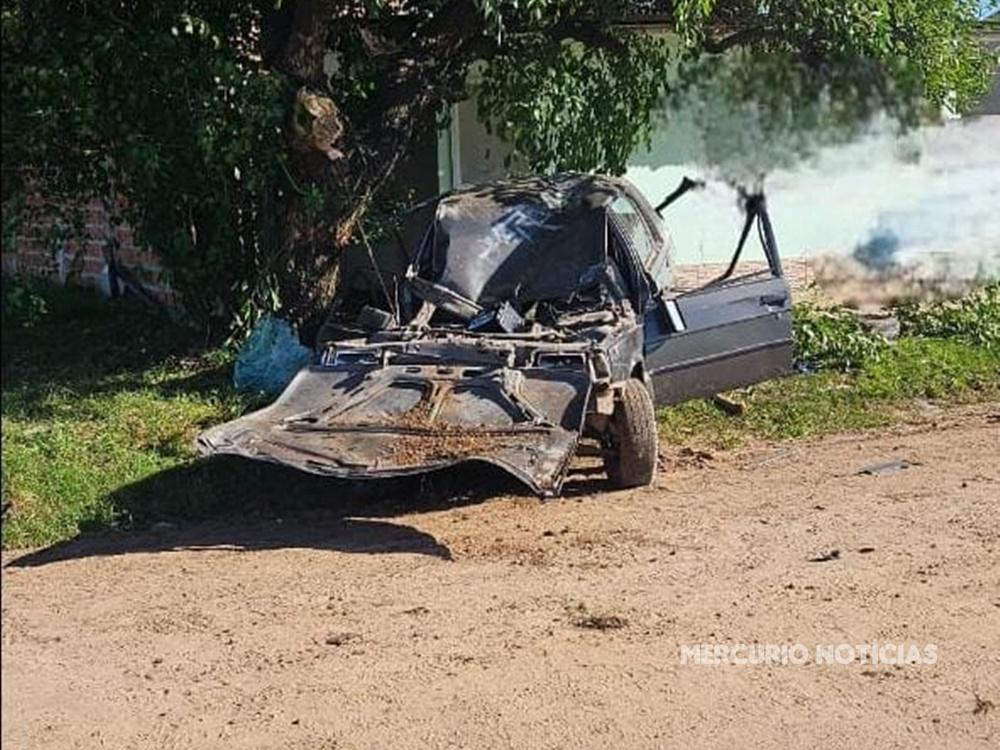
[1,289,233,419]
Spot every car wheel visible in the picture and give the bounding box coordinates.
[603,379,658,489]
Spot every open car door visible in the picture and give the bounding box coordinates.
[643,194,793,405]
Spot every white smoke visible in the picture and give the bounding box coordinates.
[848,117,1000,276]
[628,116,1000,277]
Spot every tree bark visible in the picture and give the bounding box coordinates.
[267,1,489,340]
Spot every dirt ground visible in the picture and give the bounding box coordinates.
[3,404,999,750]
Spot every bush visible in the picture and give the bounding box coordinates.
[1,278,48,328]
[894,282,1000,350]
[792,302,888,372]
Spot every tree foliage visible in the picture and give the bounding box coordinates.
[2,3,289,335]
[2,0,993,337]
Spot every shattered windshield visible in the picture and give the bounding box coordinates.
[411,175,615,309]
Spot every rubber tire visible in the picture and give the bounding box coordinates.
[604,379,658,489]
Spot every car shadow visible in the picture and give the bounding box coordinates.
[4,458,550,569]
[5,514,455,567]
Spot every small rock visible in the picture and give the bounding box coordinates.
[324,632,359,647]
[857,459,915,477]
[809,549,841,563]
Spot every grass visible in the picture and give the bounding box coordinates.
[662,284,1000,448]
[2,282,998,549]
[659,338,1000,450]
[1,288,242,547]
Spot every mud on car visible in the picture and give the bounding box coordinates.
[199,174,793,495]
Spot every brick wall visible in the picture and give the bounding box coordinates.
[3,195,172,301]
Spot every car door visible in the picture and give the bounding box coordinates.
[642,198,793,406]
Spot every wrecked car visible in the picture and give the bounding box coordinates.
[198,173,793,495]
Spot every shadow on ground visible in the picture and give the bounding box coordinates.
[7,458,614,568]
[5,457,613,569]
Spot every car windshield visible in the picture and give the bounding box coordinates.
[410,175,617,309]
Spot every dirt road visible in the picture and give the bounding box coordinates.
[3,405,999,749]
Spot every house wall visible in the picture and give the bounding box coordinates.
[441,99,1000,275]
[631,116,1000,273]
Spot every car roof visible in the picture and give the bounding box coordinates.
[417,174,613,307]
[441,172,625,211]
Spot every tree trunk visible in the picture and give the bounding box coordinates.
[267,0,488,342]
[269,0,346,340]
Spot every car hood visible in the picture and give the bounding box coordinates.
[198,361,592,496]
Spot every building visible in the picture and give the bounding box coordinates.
[977,10,1000,115]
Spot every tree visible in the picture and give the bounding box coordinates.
[2,1,993,339]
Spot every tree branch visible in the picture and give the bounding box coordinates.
[703,25,768,54]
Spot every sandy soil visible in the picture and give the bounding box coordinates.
[3,405,999,749]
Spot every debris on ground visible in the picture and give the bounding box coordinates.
[857,313,901,340]
[566,603,628,631]
[972,695,995,716]
[856,459,915,476]
[323,632,360,647]
[675,447,715,468]
[571,613,629,631]
[711,395,746,416]
[808,549,841,563]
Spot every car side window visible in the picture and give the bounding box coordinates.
[609,196,670,290]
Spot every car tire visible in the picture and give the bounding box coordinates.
[604,379,658,489]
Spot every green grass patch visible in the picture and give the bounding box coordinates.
[662,285,999,450]
[660,336,999,450]
[1,285,268,548]
[1,284,376,550]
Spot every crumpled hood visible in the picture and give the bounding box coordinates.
[198,362,592,495]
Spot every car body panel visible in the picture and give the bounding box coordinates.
[644,274,793,404]
[198,354,594,496]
